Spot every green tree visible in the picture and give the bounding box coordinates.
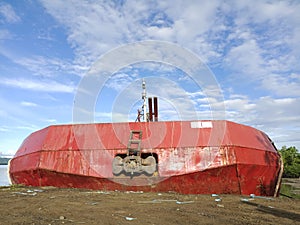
[0,157,10,165]
[278,146,300,178]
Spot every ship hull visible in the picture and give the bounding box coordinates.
[9,120,282,196]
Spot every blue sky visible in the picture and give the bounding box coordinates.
[0,0,299,155]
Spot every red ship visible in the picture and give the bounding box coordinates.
[9,82,283,196]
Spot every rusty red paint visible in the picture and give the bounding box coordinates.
[153,97,158,121]
[9,120,281,196]
[148,98,153,121]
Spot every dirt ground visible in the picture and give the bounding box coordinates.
[0,186,299,225]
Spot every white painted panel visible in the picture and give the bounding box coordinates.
[190,121,213,128]
[201,121,213,128]
[190,121,202,128]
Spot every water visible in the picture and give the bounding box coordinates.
[0,165,11,186]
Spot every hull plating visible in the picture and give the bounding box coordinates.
[9,120,281,196]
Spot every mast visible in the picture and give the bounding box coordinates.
[142,79,147,122]
[135,79,158,122]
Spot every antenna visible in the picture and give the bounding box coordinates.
[135,79,158,122]
[142,79,147,122]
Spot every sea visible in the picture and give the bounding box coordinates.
[0,165,11,186]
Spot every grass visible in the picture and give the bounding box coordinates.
[280,183,300,199]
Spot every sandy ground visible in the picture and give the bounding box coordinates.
[0,186,299,225]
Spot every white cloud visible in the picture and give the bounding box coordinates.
[0,29,13,40]
[221,1,300,98]
[233,1,295,25]
[0,78,75,93]
[21,101,38,107]
[15,55,79,78]
[225,39,264,77]
[41,0,135,65]
[39,0,300,89]
[0,126,10,132]
[43,119,57,123]
[0,44,82,78]
[220,95,300,148]
[105,72,138,92]
[0,2,20,23]
[14,125,38,131]
[261,74,300,97]
[146,26,174,40]
[40,0,223,66]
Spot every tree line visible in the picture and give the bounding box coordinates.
[278,146,300,178]
[0,157,10,165]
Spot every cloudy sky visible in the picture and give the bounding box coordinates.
[0,0,299,155]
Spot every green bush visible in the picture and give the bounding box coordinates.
[0,157,10,165]
[279,146,300,178]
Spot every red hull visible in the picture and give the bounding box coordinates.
[9,120,282,196]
